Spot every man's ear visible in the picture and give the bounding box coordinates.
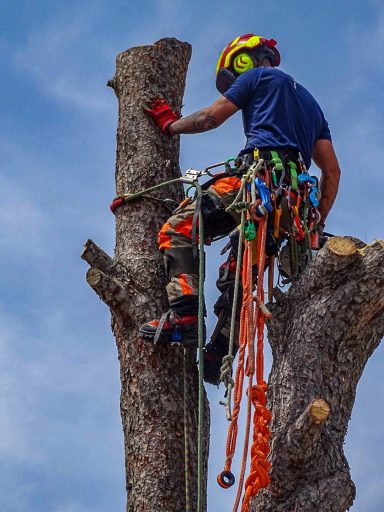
[216,69,236,94]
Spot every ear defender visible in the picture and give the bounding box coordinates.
[232,52,254,74]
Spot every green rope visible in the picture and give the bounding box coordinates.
[183,347,191,512]
[115,177,186,202]
[112,176,198,211]
[196,181,205,512]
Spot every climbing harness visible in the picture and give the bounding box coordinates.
[110,152,323,511]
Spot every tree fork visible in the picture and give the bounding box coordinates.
[82,38,210,512]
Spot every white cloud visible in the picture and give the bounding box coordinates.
[0,476,36,512]
[0,174,48,256]
[13,4,111,113]
[340,5,384,91]
[0,317,44,462]
[54,504,91,512]
[358,5,384,62]
[0,300,122,473]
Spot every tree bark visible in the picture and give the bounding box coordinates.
[251,237,384,512]
[82,38,210,512]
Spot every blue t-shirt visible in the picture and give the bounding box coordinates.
[224,67,331,169]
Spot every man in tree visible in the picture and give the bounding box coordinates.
[140,33,341,385]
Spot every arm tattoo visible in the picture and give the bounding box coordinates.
[170,110,219,135]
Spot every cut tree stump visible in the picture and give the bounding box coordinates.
[252,238,384,512]
[83,38,210,512]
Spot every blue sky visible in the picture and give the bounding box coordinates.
[0,1,383,511]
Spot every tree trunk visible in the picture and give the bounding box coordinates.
[251,237,384,512]
[82,38,210,512]
[82,38,384,512]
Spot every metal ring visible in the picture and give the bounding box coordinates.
[217,471,236,489]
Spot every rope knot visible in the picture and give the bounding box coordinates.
[240,381,272,511]
[220,354,235,387]
[250,382,268,405]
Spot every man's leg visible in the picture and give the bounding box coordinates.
[139,202,202,345]
[140,176,242,348]
[200,178,244,385]
[203,234,241,385]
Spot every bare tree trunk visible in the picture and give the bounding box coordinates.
[81,38,384,512]
[82,38,210,512]
[251,237,384,512]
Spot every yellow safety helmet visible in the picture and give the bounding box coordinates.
[215,34,280,93]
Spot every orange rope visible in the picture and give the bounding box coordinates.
[241,382,272,511]
[232,236,255,512]
[241,213,272,512]
[221,216,252,478]
[218,170,272,511]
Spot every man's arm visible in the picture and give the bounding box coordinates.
[169,96,239,135]
[312,139,341,227]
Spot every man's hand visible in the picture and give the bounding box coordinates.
[143,98,180,135]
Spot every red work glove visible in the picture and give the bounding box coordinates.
[143,98,180,135]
